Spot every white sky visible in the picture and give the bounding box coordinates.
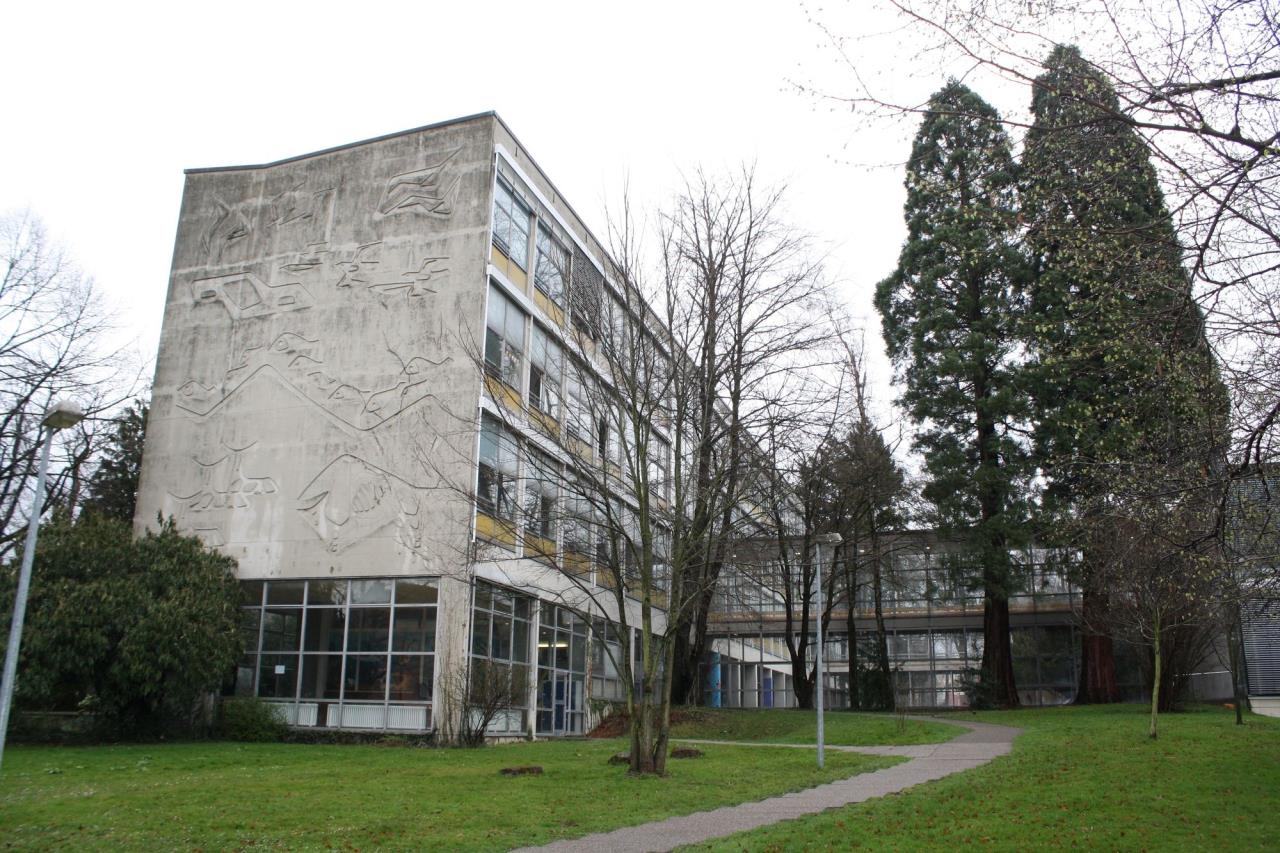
[0,0,1031,425]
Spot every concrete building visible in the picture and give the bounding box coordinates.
[135,113,662,737]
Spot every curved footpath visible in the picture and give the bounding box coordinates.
[511,717,1020,853]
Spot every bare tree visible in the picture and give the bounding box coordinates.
[0,211,140,558]
[438,657,524,747]
[1085,461,1230,738]
[451,169,838,774]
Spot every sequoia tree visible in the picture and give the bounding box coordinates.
[876,82,1030,708]
[1022,45,1230,705]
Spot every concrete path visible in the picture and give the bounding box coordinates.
[512,717,1019,853]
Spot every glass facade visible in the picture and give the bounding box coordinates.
[469,581,534,735]
[239,578,437,730]
[537,604,587,735]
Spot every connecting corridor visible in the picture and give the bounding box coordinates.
[512,717,1020,853]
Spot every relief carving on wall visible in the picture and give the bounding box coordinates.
[191,271,314,320]
[297,454,429,554]
[168,441,278,511]
[377,146,462,219]
[175,330,447,433]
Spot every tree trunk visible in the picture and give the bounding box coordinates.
[981,594,1020,708]
[630,699,662,775]
[872,539,893,711]
[1076,579,1120,704]
[1228,614,1245,726]
[846,592,860,711]
[1149,622,1162,740]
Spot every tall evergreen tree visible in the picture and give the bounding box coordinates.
[81,398,147,524]
[876,82,1030,708]
[1022,45,1229,704]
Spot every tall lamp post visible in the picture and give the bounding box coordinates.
[813,531,842,769]
[0,400,84,772]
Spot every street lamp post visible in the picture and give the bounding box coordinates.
[814,532,842,770]
[0,400,84,772]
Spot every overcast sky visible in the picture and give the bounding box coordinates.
[1,0,1035,425]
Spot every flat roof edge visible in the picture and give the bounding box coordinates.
[184,111,498,174]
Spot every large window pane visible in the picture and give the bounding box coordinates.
[472,611,491,657]
[350,579,392,605]
[307,579,347,606]
[492,613,513,661]
[262,609,303,652]
[239,580,264,606]
[396,579,437,605]
[390,654,434,702]
[258,654,299,699]
[348,607,390,652]
[239,609,261,652]
[266,581,305,606]
[300,654,343,700]
[344,655,388,701]
[393,607,436,653]
[304,608,346,653]
[513,619,530,664]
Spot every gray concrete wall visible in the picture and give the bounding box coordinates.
[135,115,497,585]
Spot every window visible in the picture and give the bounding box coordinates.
[537,605,587,735]
[238,578,437,731]
[647,437,671,500]
[523,448,559,543]
[565,370,592,444]
[492,179,531,268]
[570,256,603,339]
[478,412,518,520]
[529,326,563,420]
[534,224,570,306]
[653,527,671,592]
[562,480,595,567]
[486,283,527,391]
[470,581,534,735]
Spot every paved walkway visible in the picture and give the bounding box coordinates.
[512,717,1019,853]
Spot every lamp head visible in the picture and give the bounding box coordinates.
[42,400,85,431]
[815,532,843,547]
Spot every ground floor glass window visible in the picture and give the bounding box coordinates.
[237,578,437,731]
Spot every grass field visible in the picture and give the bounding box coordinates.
[669,708,960,746]
[684,704,1280,851]
[0,733,899,851]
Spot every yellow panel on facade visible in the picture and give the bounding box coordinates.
[533,289,565,327]
[484,375,522,410]
[490,244,528,291]
[476,512,518,548]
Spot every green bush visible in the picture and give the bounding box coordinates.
[214,697,287,742]
[2,514,241,738]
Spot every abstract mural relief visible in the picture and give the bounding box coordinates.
[270,185,335,246]
[175,330,447,432]
[191,272,314,320]
[201,196,253,261]
[161,136,476,562]
[377,147,462,219]
[296,454,429,554]
[168,442,278,511]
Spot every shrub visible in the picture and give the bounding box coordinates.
[214,697,287,742]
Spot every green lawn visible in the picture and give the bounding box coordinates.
[0,736,898,851]
[670,708,960,746]
[684,704,1280,851]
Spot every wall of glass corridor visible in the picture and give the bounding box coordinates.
[702,623,1084,709]
[712,545,1079,617]
[237,578,437,731]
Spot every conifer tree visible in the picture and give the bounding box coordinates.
[876,82,1030,708]
[1021,46,1229,705]
[81,398,148,524]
